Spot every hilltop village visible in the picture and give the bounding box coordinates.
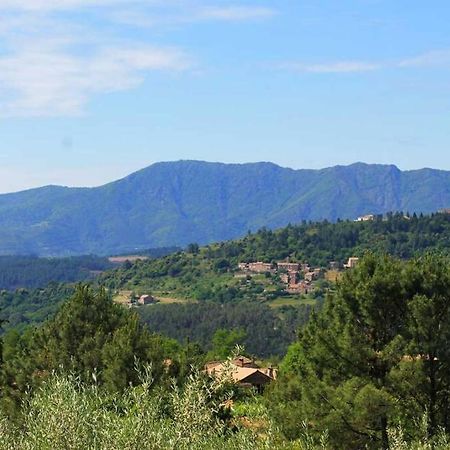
[237,257,358,296]
[119,255,359,309]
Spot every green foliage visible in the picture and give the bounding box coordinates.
[209,328,247,360]
[269,254,450,449]
[101,213,450,301]
[1,214,448,359]
[0,285,171,415]
[0,283,75,333]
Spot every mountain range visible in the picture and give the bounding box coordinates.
[0,160,449,256]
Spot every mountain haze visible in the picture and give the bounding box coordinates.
[0,161,449,256]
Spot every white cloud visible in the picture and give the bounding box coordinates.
[0,39,191,117]
[110,4,277,28]
[278,49,450,75]
[197,6,276,21]
[398,50,450,68]
[0,0,134,11]
[0,2,275,116]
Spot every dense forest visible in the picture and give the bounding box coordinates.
[0,255,113,291]
[137,302,314,357]
[0,247,179,291]
[216,211,450,266]
[0,283,75,333]
[268,253,450,449]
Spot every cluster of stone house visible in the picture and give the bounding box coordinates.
[355,214,375,222]
[238,262,274,273]
[286,266,323,294]
[238,257,361,295]
[238,260,324,294]
[204,356,276,392]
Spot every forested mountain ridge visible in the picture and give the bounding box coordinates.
[0,160,449,256]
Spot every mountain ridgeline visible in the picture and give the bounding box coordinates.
[0,160,449,256]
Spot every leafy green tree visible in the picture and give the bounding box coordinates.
[209,329,247,360]
[187,243,200,254]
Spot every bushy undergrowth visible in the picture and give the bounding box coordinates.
[0,367,309,450]
[1,369,448,449]
[388,415,450,450]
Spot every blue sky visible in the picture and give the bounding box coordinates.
[0,0,450,193]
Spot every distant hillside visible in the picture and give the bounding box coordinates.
[0,255,113,291]
[2,213,449,355]
[98,212,449,356]
[100,212,450,302]
[0,160,449,256]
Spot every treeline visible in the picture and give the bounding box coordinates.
[137,302,314,357]
[214,211,450,266]
[0,255,114,291]
[115,246,181,258]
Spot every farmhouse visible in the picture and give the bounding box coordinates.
[205,356,276,392]
[287,281,310,295]
[344,257,359,269]
[138,294,156,305]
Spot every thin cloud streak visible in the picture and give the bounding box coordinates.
[110,5,277,28]
[0,0,147,11]
[280,61,381,74]
[198,6,276,21]
[278,49,450,75]
[398,50,450,68]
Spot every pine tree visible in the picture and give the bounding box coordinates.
[269,254,450,449]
